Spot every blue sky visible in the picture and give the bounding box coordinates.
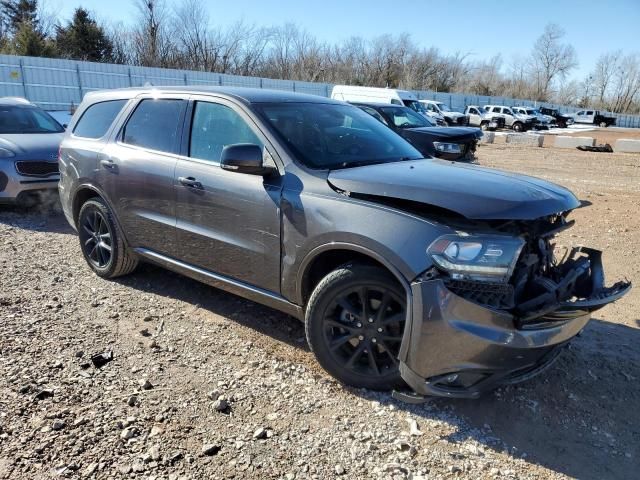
[53,0,640,80]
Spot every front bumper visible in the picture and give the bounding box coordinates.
[398,250,630,399]
[0,160,59,204]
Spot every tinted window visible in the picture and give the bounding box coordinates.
[190,102,262,162]
[256,103,422,169]
[381,106,431,128]
[74,100,126,138]
[122,99,184,153]
[358,106,388,125]
[0,105,64,134]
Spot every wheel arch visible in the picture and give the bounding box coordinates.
[296,243,413,309]
[71,184,131,246]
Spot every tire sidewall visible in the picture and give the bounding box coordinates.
[78,199,120,278]
[305,265,406,390]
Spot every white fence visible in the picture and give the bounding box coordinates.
[1,54,638,128]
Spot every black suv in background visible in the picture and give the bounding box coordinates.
[538,107,574,128]
[354,102,482,162]
[58,87,630,399]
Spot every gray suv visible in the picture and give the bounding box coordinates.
[59,87,630,399]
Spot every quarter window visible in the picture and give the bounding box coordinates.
[122,99,185,154]
[73,100,127,139]
[189,102,262,163]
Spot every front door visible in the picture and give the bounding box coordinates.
[174,99,282,293]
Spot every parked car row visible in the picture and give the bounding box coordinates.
[329,85,609,138]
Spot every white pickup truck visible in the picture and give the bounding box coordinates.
[464,106,505,131]
[420,100,469,126]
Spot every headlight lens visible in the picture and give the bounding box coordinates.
[433,142,463,154]
[0,147,15,158]
[427,234,525,283]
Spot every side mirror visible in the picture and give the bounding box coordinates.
[62,123,68,129]
[220,144,276,176]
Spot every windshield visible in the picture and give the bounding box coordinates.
[0,105,64,134]
[526,109,538,115]
[436,103,451,112]
[256,103,422,170]
[381,106,431,128]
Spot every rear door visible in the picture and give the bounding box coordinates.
[173,97,283,293]
[101,95,187,255]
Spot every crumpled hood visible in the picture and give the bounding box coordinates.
[327,159,580,220]
[0,133,63,158]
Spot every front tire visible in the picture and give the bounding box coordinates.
[305,264,407,390]
[77,198,138,279]
[512,122,524,132]
[599,121,608,128]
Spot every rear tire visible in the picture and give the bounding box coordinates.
[305,264,407,390]
[599,121,607,128]
[77,198,138,279]
[512,122,523,132]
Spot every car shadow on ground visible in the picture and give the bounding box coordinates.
[117,263,639,480]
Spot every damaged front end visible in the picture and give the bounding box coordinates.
[397,212,631,399]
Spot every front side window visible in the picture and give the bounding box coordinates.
[190,102,262,162]
[73,100,127,139]
[256,102,422,170]
[0,105,64,134]
[122,99,185,154]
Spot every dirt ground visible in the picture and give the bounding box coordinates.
[562,126,640,145]
[1,145,639,480]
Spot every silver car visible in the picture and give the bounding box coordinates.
[0,97,65,205]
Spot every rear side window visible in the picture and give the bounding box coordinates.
[122,99,185,154]
[73,100,127,139]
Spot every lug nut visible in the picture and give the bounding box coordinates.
[372,338,377,343]
[368,318,374,323]
[377,327,383,333]
[358,335,364,341]
[356,322,362,328]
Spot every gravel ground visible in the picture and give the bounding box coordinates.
[1,145,638,480]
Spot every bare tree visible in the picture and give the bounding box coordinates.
[133,0,174,67]
[529,24,578,101]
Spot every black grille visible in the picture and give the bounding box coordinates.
[15,161,59,177]
[446,279,514,310]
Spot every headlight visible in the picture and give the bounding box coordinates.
[0,147,15,158]
[427,234,525,283]
[433,142,463,154]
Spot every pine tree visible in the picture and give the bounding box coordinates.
[7,19,52,56]
[55,8,113,62]
[1,0,38,34]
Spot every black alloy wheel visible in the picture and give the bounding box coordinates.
[305,264,407,390]
[80,208,113,269]
[77,198,138,278]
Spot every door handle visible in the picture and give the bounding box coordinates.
[99,159,117,171]
[178,176,203,189]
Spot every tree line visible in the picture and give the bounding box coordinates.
[1,0,639,114]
